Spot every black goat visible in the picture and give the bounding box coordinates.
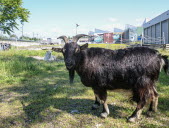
[52,34,168,122]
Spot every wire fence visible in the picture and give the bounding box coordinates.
[143,35,165,44]
[143,32,166,44]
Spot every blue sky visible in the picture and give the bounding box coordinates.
[15,0,169,38]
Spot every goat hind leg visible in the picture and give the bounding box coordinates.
[92,94,101,110]
[147,86,159,116]
[152,86,159,112]
[128,100,146,123]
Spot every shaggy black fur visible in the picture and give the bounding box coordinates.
[53,34,168,122]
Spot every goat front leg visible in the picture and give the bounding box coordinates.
[94,89,109,118]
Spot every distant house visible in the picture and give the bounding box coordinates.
[47,38,52,43]
[103,33,114,43]
[143,10,169,44]
[88,28,109,43]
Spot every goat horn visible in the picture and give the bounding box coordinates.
[57,36,68,43]
[72,34,88,43]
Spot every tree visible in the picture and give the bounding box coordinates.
[10,34,17,39]
[0,0,30,34]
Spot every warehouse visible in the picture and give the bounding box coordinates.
[143,10,169,44]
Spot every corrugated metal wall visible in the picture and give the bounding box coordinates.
[155,23,161,44]
[144,19,169,44]
[144,28,147,43]
[147,27,151,42]
[152,25,155,43]
[162,20,168,44]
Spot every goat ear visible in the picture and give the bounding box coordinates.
[80,43,88,50]
[52,47,63,52]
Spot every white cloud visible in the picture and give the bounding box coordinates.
[134,18,145,26]
[100,23,125,32]
[15,25,65,38]
[135,18,145,22]
[74,28,89,35]
[108,18,118,22]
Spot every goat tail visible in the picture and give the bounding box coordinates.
[161,55,169,75]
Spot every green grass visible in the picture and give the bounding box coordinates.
[0,44,169,128]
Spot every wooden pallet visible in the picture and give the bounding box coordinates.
[165,44,169,50]
[142,44,164,49]
[142,44,169,50]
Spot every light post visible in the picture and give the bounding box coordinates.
[21,22,24,38]
[76,24,79,35]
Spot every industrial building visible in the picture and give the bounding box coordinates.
[143,10,169,44]
[88,25,143,44]
[122,27,143,42]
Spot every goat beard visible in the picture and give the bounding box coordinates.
[69,69,75,85]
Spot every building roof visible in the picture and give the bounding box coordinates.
[95,28,110,34]
[114,28,124,33]
[143,10,169,28]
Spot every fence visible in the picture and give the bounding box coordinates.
[143,35,165,44]
[141,32,169,49]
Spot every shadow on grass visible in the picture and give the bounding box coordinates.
[158,97,169,113]
[158,71,169,86]
[0,96,131,128]
[0,55,90,126]
[21,97,130,123]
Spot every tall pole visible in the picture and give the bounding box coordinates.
[121,33,122,44]
[76,24,79,35]
[163,32,165,44]
[37,34,39,43]
[141,31,144,46]
[163,32,165,50]
[21,22,24,38]
[120,33,123,48]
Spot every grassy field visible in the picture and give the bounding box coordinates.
[0,44,169,128]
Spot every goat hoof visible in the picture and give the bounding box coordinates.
[92,104,99,110]
[146,111,155,117]
[146,111,152,117]
[127,117,138,123]
[100,112,108,118]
